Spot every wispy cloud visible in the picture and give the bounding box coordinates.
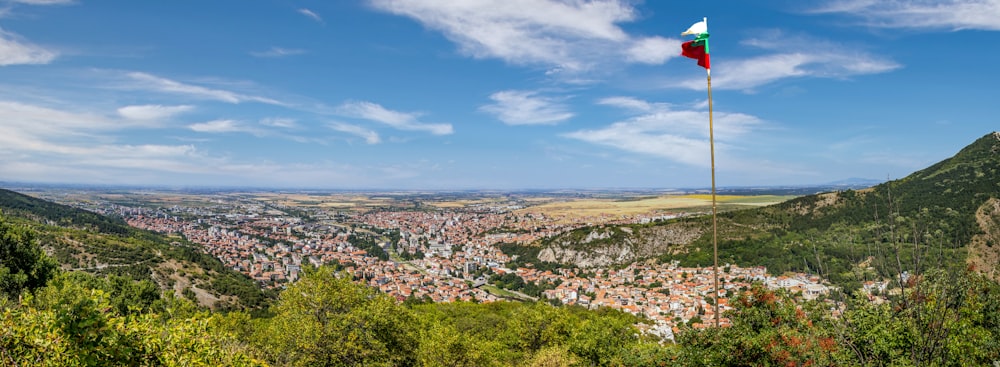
[0,28,57,66]
[7,0,74,4]
[117,104,193,121]
[337,101,453,135]
[298,8,323,23]
[187,119,320,144]
[0,100,145,134]
[597,96,662,113]
[251,47,306,58]
[481,90,573,125]
[259,117,297,128]
[368,0,680,73]
[0,99,416,188]
[124,72,286,105]
[0,101,212,176]
[812,0,1000,31]
[0,102,111,160]
[188,119,252,134]
[0,100,207,181]
[671,31,900,91]
[329,121,381,144]
[625,37,680,65]
[565,97,762,167]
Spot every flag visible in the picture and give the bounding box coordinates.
[681,36,709,69]
[681,18,710,69]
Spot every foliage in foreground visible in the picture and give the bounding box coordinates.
[0,216,58,299]
[241,266,673,366]
[5,210,1000,366]
[678,269,1000,366]
[1,273,264,366]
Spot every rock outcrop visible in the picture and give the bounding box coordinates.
[538,222,703,268]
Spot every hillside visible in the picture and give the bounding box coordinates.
[534,132,1000,289]
[0,188,273,310]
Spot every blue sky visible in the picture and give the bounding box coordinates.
[0,0,997,189]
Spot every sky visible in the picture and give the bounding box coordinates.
[0,0,998,190]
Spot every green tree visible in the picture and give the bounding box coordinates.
[677,285,843,366]
[2,272,263,366]
[839,269,1000,366]
[415,323,500,367]
[255,265,418,366]
[526,345,578,367]
[58,272,165,316]
[567,308,645,366]
[506,302,572,356]
[0,215,57,299]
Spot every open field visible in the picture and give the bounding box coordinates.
[685,194,797,205]
[252,193,398,210]
[27,189,796,220]
[515,194,796,222]
[73,192,226,208]
[251,192,519,212]
[427,198,506,209]
[197,192,798,218]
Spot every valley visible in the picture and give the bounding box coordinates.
[1,132,998,365]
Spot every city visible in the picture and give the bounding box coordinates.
[56,190,833,335]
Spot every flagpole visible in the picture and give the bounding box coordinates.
[707,67,720,328]
[681,15,720,328]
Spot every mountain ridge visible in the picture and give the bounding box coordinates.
[0,188,273,310]
[534,132,1000,288]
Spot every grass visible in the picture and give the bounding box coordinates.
[480,285,534,301]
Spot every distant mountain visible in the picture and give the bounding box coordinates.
[0,188,273,310]
[823,177,883,187]
[532,132,1000,289]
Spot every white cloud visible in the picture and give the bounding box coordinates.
[626,37,680,64]
[117,104,193,120]
[0,100,379,187]
[0,28,57,66]
[0,100,456,187]
[597,96,659,113]
[329,121,381,144]
[9,143,199,166]
[124,72,285,105]
[337,101,453,135]
[188,119,321,143]
[259,117,297,128]
[87,144,196,159]
[671,31,900,91]
[813,0,1000,31]
[481,90,573,125]
[298,8,323,22]
[0,100,132,135]
[0,100,209,181]
[565,98,762,167]
[368,0,680,72]
[188,119,250,133]
[251,47,306,58]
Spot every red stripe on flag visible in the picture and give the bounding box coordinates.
[681,40,710,69]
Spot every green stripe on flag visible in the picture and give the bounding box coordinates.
[695,33,710,54]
